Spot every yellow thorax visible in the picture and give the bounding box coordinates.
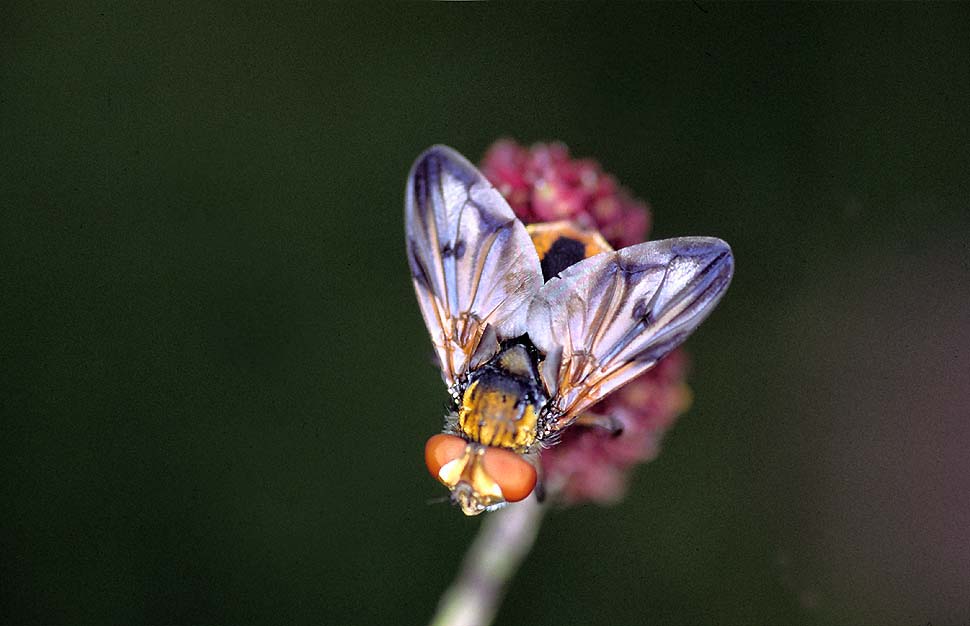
[458,378,539,451]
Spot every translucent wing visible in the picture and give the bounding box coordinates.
[528,237,733,428]
[405,145,543,387]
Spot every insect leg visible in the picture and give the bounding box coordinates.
[572,412,624,437]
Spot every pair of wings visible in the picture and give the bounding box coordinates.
[405,145,733,431]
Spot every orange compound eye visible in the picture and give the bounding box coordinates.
[481,447,537,502]
[425,434,468,480]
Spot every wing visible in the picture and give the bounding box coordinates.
[528,237,733,427]
[405,145,543,387]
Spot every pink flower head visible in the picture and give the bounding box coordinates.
[479,139,690,506]
[480,139,651,249]
[541,350,692,505]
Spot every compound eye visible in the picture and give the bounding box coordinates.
[425,434,467,480]
[481,447,537,502]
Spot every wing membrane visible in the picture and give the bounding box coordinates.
[528,237,733,426]
[405,145,543,387]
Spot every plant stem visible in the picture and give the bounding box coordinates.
[429,496,545,626]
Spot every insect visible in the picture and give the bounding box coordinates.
[406,145,733,515]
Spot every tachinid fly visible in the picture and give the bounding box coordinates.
[405,145,733,515]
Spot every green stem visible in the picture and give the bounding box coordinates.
[429,496,545,626]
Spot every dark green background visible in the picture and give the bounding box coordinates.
[3,4,969,625]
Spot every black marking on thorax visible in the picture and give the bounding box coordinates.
[467,336,546,407]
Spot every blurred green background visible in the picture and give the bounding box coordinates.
[3,4,969,625]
